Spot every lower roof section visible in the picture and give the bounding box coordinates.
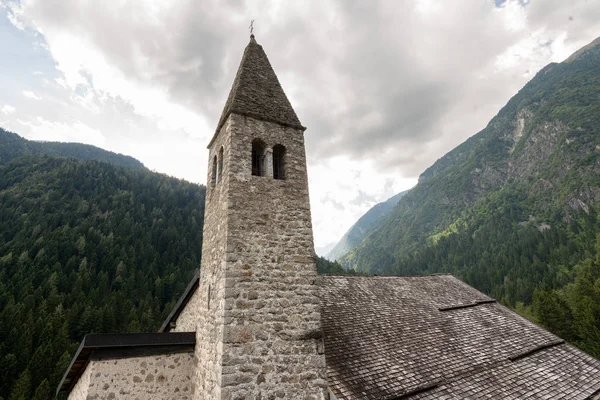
[56,332,195,396]
[409,342,600,399]
[319,274,600,400]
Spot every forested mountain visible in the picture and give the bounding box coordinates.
[0,128,144,169]
[0,149,204,399]
[326,190,408,261]
[341,38,600,357]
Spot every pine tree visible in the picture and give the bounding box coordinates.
[8,369,30,400]
[32,380,51,400]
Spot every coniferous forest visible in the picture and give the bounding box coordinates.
[0,132,205,399]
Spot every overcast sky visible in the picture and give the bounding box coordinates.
[1,0,599,252]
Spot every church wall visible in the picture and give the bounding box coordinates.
[69,360,92,400]
[172,287,202,332]
[68,351,195,400]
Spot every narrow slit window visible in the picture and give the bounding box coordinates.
[273,144,286,180]
[211,155,217,187]
[252,139,266,176]
[218,147,224,182]
[207,284,211,309]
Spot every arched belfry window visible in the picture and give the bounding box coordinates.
[218,147,224,182]
[252,139,266,176]
[211,155,217,187]
[273,144,286,180]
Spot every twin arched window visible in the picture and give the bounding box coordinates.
[252,140,286,179]
[212,141,286,186]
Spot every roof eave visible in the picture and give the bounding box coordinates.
[207,111,306,149]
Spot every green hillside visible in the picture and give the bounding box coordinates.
[0,154,204,399]
[0,128,145,169]
[326,190,408,261]
[341,38,600,356]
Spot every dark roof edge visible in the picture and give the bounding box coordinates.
[56,332,196,395]
[508,339,565,362]
[585,387,600,400]
[159,270,200,332]
[439,299,496,312]
[207,110,306,149]
[388,382,440,400]
[55,336,88,397]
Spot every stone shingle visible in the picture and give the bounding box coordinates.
[210,35,304,147]
[319,275,600,399]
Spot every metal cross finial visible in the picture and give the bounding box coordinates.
[249,20,255,37]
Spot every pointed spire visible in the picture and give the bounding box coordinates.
[213,35,305,140]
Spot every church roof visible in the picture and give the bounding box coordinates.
[209,35,304,147]
[320,274,600,399]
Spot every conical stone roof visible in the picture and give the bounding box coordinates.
[211,35,304,145]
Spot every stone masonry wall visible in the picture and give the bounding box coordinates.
[193,113,327,400]
[192,116,234,398]
[173,287,202,332]
[67,351,195,400]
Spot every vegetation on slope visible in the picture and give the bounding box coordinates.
[0,155,205,399]
[0,128,144,169]
[316,256,353,275]
[326,190,408,261]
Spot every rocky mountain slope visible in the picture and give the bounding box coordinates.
[341,37,600,356]
[343,37,600,274]
[326,190,408,261]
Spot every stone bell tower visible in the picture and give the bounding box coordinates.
[193,34,327,399]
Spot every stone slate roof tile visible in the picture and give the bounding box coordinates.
[210,35,304,147]
[319,275,600,399]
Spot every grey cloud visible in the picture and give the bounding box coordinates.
[350,190,377,207]
[16,0,600,178]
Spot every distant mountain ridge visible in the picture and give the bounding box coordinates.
[0,128,145,169]
[326,190,408,261]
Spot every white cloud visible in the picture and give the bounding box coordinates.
[1,105,16,115]
[6,8,25,30]
[22,90,42,100]
[16,117,106,147]
[308,155,417,249]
